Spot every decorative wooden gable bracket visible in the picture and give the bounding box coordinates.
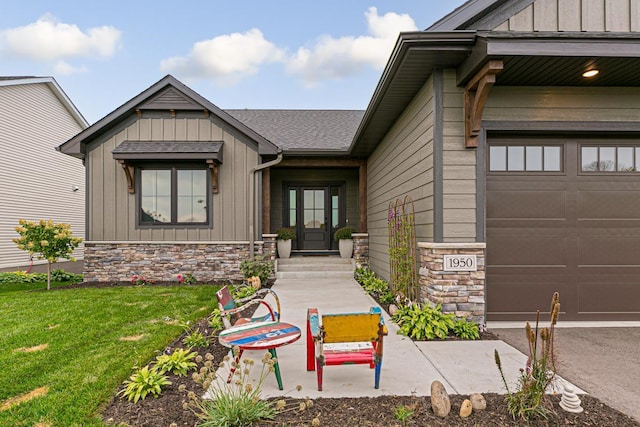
[464,60,503,148]
[206,160,219,194]
[118,159,219,194]
[117,160,136,194]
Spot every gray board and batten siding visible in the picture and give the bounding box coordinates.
[492,0,640,32]
[86,112,259,242]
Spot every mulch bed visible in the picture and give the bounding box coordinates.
[101,317,639,427]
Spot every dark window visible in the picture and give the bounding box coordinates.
[489,144,562,172]
[139,167,208,225]
[581,145,640,172]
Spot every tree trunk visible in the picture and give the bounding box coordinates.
[47,261,51,291]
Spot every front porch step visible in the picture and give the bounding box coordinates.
[275,256,355,280]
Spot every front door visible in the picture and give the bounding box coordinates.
[285,183,345,251]
[301,188,330,250]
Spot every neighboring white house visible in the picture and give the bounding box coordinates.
[0,77,88,269]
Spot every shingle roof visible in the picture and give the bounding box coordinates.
[112,141,223,162]
[225,109,365,153]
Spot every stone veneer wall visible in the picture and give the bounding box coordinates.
[352,233,369,267]
[83,241,269,283]
[418,242,486,325]
[261,234,277,261]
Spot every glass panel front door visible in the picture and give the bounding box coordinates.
[284,183,345,251]
[302,188,329,250]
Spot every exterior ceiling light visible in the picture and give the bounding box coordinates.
[582,69,599,78]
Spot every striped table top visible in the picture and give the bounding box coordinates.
[218,321,301,350]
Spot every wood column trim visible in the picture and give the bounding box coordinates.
[465,60,503,148]
[117,160,135,194]
[262,168,271,234]
[358,164,367,232]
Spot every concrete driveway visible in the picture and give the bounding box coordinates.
[491,326,640,423]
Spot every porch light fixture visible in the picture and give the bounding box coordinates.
[582,69,599,78]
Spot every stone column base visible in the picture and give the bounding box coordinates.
[418,242,486,325]
[352,233,369,267]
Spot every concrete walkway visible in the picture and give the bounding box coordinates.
[216,277,581,400]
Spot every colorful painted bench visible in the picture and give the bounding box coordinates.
[306,307,388,391]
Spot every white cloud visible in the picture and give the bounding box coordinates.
[160,28,285,86]
[0,14,121,62]
[53,60,88,76]
[286,7,417,87]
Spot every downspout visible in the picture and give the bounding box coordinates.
[249,150,283,259]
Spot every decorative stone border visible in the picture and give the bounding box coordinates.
[418,242,486,324]
[83,241,270,283]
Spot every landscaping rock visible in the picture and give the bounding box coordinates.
[470,393,487,411]
[460,399,473,418]
[430,380,451,418]
[560,383,584,414]
[388,304,398,316]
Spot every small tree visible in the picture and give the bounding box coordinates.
[13,219,83,290]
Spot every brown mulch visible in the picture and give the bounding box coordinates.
[101,317,639,427]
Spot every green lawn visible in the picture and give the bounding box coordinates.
[0,281,218,426]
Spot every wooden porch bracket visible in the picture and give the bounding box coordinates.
[117,160,135,194]
[464,60,503,148]
[206,160,219,194]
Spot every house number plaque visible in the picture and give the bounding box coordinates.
[443,255,477,272]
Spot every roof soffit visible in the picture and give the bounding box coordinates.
[457,32,640,87]
[349,31,476,156]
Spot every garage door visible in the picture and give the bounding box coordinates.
[486,138,640,321]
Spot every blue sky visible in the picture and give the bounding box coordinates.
[1,1,466,124]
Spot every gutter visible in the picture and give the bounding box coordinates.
[249,150,283,259]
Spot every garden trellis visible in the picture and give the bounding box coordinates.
[387,195,418,302]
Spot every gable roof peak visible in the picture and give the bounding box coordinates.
[427,0,534,31]
[58,74,279,158]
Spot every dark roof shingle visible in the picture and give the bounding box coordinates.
[226,109,364,153]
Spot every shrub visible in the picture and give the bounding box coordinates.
[208,308,224,332]
[394,404,415,426]
[0,271,43,285]
[495,292,560,422]
[177,273,198,285]
[131,275,154,286]
[239,256,274,283]
[118,365,171,403]
[452,318,480,340]
[334,226,353,241]
[231,284,257,300]
[183,330,209,349]
[50,269,83,283]
[155,348,198,377]
[392,303,455,340]
[275,227,296,240]
[355,267,389,295]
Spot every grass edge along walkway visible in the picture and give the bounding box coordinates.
[0,283,218,427]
